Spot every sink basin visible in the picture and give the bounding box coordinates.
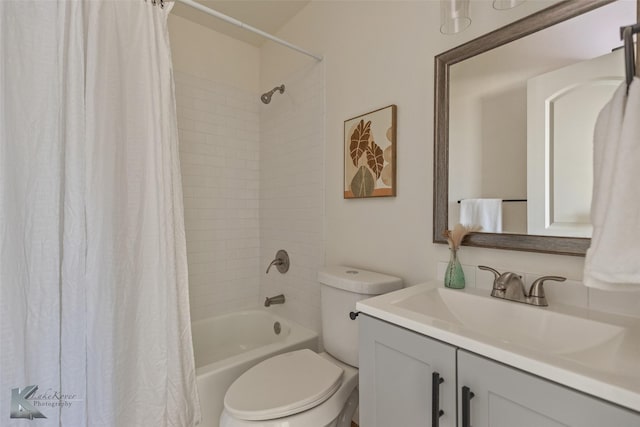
[393,287,625,355]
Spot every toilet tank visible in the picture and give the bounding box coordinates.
[318,266,403,367]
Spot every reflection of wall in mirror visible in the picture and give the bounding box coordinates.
[447,0,634,236]
[527,48,623,238]
[449,53,530,234]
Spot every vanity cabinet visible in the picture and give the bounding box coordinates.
[359,314,456,427]
[359,315,640,427]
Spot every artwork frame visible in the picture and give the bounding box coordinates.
[344,105,397,199]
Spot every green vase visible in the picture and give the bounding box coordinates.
[444,248,465,289]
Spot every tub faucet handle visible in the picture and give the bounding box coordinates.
[266,249,290,274]
[266,258,282,273]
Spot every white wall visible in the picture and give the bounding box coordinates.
[170,15,262,321]
[169,14,260,93]
[260,1,640,318]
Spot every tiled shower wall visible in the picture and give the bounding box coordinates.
[259,64,326,333]
[175,71,261,321]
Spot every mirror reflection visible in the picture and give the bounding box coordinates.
[447,0,634,238]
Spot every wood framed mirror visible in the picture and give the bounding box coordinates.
[433,0,633,256]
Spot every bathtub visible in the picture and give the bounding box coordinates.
[192,310,318,427]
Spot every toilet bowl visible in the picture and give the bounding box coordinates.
[219,266,403,427]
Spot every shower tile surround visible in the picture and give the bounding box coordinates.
[176,71,261,321]
[259,64,325,334]
[175,66,325,330]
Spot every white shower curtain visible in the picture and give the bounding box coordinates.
[0,1,200,426]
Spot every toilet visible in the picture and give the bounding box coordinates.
[219,266,403,427]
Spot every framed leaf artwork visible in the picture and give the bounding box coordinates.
[344,105,397,198]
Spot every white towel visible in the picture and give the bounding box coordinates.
[584,78,640,291]
[460,199,502,233]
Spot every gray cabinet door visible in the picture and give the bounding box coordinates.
[359,315,457,427]
[457,350,640,427]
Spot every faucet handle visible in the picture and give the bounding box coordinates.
[478,265,501,280]
[266,249,290,274]
[528,276,566,306]
[478,265,504,296]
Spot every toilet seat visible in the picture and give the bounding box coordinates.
[224,349,344,421]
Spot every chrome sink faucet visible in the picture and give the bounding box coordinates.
[478,266,566,307]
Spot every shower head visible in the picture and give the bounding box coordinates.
[260,84,285,104]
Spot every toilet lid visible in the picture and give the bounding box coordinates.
[224,349,344,421]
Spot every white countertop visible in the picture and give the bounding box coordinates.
[356,281,640,413]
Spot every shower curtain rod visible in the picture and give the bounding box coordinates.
[174,0,323,61]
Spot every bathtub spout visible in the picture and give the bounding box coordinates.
[264,294,285,307]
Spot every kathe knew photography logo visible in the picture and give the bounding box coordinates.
[10,385,47,419]
[10,384,80,420]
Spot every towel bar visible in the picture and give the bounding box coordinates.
[457,199,527,204]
